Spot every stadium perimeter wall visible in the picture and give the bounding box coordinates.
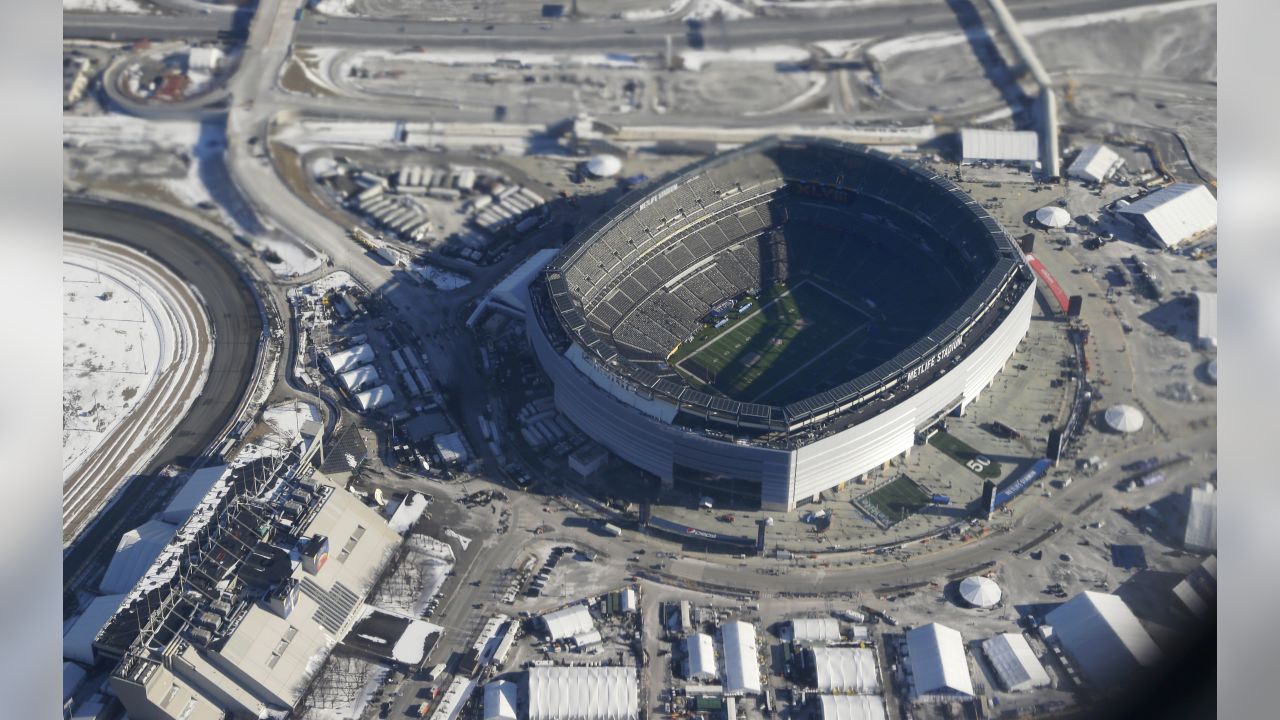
[528,278,1035,511]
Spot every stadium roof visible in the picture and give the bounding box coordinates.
[63,593,126,664]
[959,576,1002,608]
[355,384,395,412]
[160,465,229,524]
[818,695,888,720]
[1183,482,1217,553]
[100,520,177,594]
[1172,555,1217,617]
[721,621,763,695]
[488,248,560,316]
[686,633,717,680]
[1044,591,1163,689]
[1067,144,1124,183]
[960,128,1039,163]
[1117,183,1217,248]
[788,617,841,643]
[905,623,974,698]
[484,680,518,720]
[1195,291,1217,349]
[981,633,1050,692]
[810,647,881,693]
[527,666,639,720]
[542,603,595,640]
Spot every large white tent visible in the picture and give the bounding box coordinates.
[1182,482,1217,553]
[541,604,595,641]
[788,617,841,643]
[818,695,888,720]
[1044,591,1162,689]
[686,633,717,681]
[340,365,382,393]
[324,343,374,374]
[483,680,518,720]
[1195,291,1217,349]
[99,520,177,594]
[1104,404,1145,433]
[527,666,638,720]
[585,154,623,179]
[1067,144,1124,184]
[981,633,1050,692]
[905,623,974,700]
[960,128,1039,165]
[721,621,763,696]
[63,594,126,664]
[810,647,881,693]
[355,384,395,412]
[959,576,1002,608]
[1035,206,1071,228]
[1116,183,1217,248]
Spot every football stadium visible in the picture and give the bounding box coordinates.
[528,138,1036,510]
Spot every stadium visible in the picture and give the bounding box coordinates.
[528,137,1036,511]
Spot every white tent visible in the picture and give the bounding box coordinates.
[340,365,382,393]
[1116,183,1217,248]
[1195,292,1217,349]
[981,633,1050,692]
[1172,555,1216,617]
[810,647,880,693]
[1104,404,1145,433]
[100,520,177,594]
[620,588,638,613]
[721,620,763,696]
[483,680,518,720]
[324,344,374,374]
[527,666,638,720]
[1183,483,1217,553]
[818,695,887,720]
[959,576,1002,608]
[788,617,841,643]
[542,604,594,641]
[585,154,623,179]
[1035,206,1071,228]
[1067,144,1124,184]
[960,128,1039,164]
[355,384,395,412]
[905,623,974,700]
[63,594,127,664]
[686,633,717,681]
[1044,591,1162,689]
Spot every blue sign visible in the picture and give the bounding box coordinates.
[993,458,1052,508]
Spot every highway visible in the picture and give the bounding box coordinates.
[62,198,264,603]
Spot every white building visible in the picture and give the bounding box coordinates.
[721,621,763,696]
[905,623,974,700]
[1044,591,1162,690]
[787,617,841,643]
[980,633,1051,692]
[1183,482,1217,553]
[324,343,374,374]
[541,603,595,641]
[686,633,717,681]
[960,129,1040,166]
[810,647,880,694]
[818,695,888,720]
[1067,144,1124,184]
[527,666,638,720]
[1116,183,1217,248]
[483,680,518,720]
[188,47,225,72]
[1194,291,1217,350]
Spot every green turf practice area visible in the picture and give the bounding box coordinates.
[670,280,869,404]
[855,475,932,529]
[929,431,1003,478]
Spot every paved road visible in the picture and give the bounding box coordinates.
[62,198,263,602]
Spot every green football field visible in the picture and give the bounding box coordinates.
[929,431,1003,479]
[856,474,933,528]
[671,280,868,404]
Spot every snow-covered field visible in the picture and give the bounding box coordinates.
[63,0,150,13]
[63,247,177,479]
[261,400,322,443]
[368,534,454,617]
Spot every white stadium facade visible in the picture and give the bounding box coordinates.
[527,137,1036,510]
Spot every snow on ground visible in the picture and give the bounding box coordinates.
[261,400,322,442]
[64,0,149,13]
[339,47,645,71]
[63,250,175,480]
[443,528,471,551]
[299,653,384,720]
[312,0,358,16]
[391,618,444,665]
[369,534,454,616]
[686,0,754,21]
[410,264,471,291]
[303,271,360,296]
[623,0,693,20]
[386,492,429,534]
[679,45,810,72]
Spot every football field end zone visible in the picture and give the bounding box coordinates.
[854,474,933,530]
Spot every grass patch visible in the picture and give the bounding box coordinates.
[928,431,1003,478]
[855,475,932,529]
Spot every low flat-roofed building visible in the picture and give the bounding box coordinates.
[1195,292,1217,350]
[1182,482,1217,553]
[810,647,880,694]
[541,603,594,641]
[1116,183,1217,248]
[818,694,888,720]
[1067,144,1124,184]
[526,665,638,720]
[721,620,763,696]
[905,623,973,700]
[686,632,717,681]
[960,128,1039,166]
[981,633,1051,692]
[568,443,610,478]
[788,617,842,643]
[1044,591,1162,690]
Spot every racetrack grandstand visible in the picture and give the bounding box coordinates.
[528,137,1036,510]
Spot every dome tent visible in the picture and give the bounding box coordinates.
[1104,404,1145,433]
[959,576,1002,608]
[584,154,622,179]
[1035,206,1071,228]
